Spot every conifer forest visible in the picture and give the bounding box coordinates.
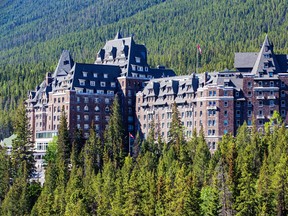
[0,98,288,215]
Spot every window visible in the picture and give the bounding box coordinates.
[224,110,228,117]
[248,101,252,107]
[270,81,274,87]
[84,115,89,121]
[104,74,108,78]
[95,106,100,112]
[83,72,88,77]
[95,124,100,130]
[247,120,252,126]
[128,116,133,122]
[281,81,285,87]
[105,116,110,122]
[90,81,95,86]
[95,115,99,121]
[107,90,114,95]
[248,91,252,97]
[224,101,228,107]
[259,101,263,107]
[281,110,286,116]
[224,90,228,96]
[93,73,98,78]
[248,110,252,117]
[224,130,228,134]
[77,115,80,121]
[235,92,239,97]
[77,97,80,102]
[162,113,165,119]
[281,90,285,97]
[236,101,240,107]
[84,105,89,111]
[105,106,110,112]
[258,120,263,125]
[97,90,104,94]
[100,82,106,87]
[84,124,89,130]
[259,110,263,116]
[145,67,149,72]
[105,98,110,104]
[281,100,285,107]
[111,82,116,87]
[77,124,81,129]
[137,66,143,71]
[269,100,274,107]
[248,81,252,88]
[259,81,263,87]
[224,120,228,126]
[84,97,89,103]
[131,65,136,71]
[236,110,240,117]
[135,57,141,63]
[77,106,80,111]
[94,98,99,103]
[79,79,85,86]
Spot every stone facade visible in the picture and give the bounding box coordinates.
[136,35,288,151]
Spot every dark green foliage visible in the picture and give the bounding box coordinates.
[104,94,125,168]
[11,101,35,179]
[4,113,288,214]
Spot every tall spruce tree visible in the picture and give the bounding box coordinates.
[104,94,125,168]
[11,101,35,178]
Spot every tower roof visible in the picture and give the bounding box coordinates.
[114,31,122,40]
[53,50,74,78]
[251,35,280,75]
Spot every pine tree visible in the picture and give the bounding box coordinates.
[1,161,30,215]
[104,94,125,168]
[257,153,275,215]
[192,127,211,188]
[71,128,84,168]
[273,154,288,216]
[168,101,186,159]
[200,186,219,216]
[52,109,71,215]
[0,146,10,206]
[11,101,35,178]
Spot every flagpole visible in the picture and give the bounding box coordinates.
[129,134,131,156]
[196,46,199,74]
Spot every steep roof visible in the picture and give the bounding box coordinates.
[251,35,280,75]
[53,50,74,78]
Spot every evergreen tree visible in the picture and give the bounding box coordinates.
[256,153,275,215]
[168,101,186,159]
[0,146,10,206]
[104,94,125,168]
[273,154,288,216]
[11,101,35,178]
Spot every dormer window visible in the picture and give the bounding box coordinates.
[64,60,69,65]
[104,74,108,78]
[137,66,143,72]
[84,105,89,111]
[131,65,136,71]
[95,106,100,112]
[135,57,141,63]
[83,72,88,77]
[90,81,95,86]
[145,67,149,72]
[93,73,98,78]
[79,79,85,86]
[100,82,106,87]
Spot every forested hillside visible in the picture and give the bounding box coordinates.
[1,0,288,138]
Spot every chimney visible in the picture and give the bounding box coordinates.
[46,72,52,85]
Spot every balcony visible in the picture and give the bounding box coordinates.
[256,96,265,100]
[207,106,217,110]
[256,115,265,119]
[267,95,276,99]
